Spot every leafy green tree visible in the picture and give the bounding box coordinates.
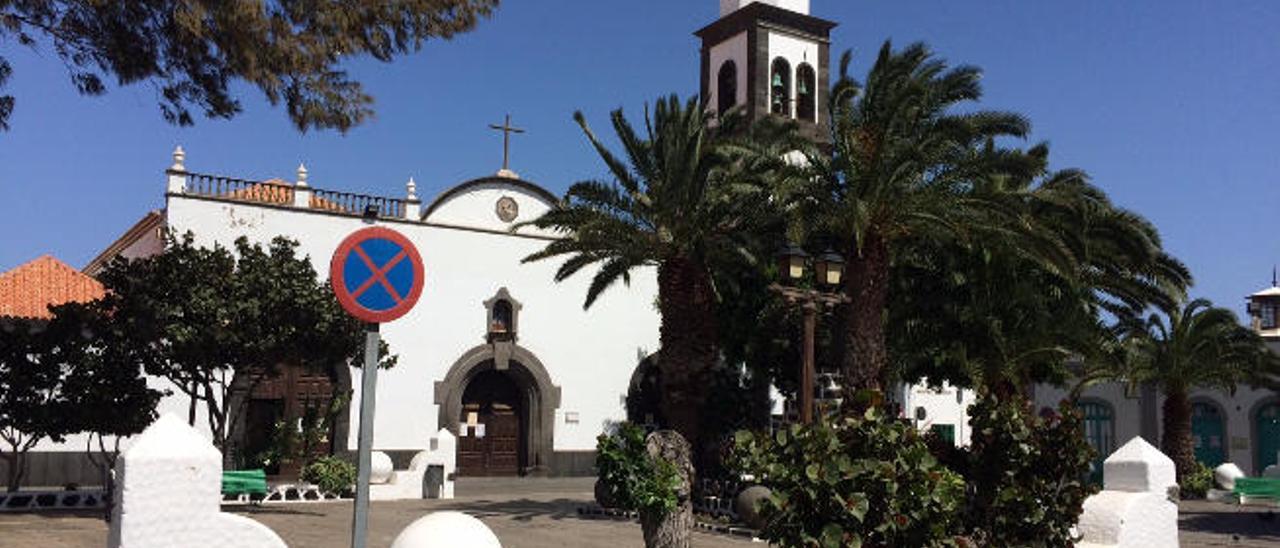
[54,301,164,488]
[0,1,498,131]
[95,232,391,463]
[791,41,1038,393]
[0,318,72,491]
[0,303,160,492]
[1123,299,1280,479]
[521,95,779,462]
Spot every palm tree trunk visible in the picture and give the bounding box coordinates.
[640,507,694,548]
[656,256,718,470]
[842,235,889,394]
[1161,384,1196,481]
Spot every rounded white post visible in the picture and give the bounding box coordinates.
[166,146,188,194]
[404,177,422,220]
[293,163,313,208]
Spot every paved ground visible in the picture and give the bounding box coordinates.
[2,479,1279,547]
[0,478,753,548]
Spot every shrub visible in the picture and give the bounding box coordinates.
[732,408,966,547]
[964,393,1096,546]
[596,423,682,516]
[301,455,356,495]
[1179,462,1213,499]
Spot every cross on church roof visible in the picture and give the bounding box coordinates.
[489,114,525,179]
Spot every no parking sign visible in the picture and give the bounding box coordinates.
[330,227,424,323]
[329,226,424,548]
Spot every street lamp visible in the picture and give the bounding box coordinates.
[778,242,809,283]
[814,249,845,288]
[771,243,850,424]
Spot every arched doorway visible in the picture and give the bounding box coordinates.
[434,344,561,477]
[1256,402,1280,472]
[457,370,525,476]
[1191,400,1226,467]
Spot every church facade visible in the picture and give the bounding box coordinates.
[62,152,662,478]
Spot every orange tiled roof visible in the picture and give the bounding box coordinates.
[227,179,347,212]
[0,256,105,320]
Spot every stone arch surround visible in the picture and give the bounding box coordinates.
[433,344,561,476]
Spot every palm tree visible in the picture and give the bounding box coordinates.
[888,144,1191,400]
[1126,299,1279,479]
[793,41,1038,393]
[521,95,779,458]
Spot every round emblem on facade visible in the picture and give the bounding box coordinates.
[496,196,519,222]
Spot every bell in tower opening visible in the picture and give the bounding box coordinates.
[698,0,836,142]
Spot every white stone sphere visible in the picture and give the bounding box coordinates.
[370,451,395,484]
[1214,463,1245,490]
[408,450,432,471]
[390,512,502,548]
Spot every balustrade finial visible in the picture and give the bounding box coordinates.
[296,163,309,188]
[406,177,419,201]
[170,146,186,171]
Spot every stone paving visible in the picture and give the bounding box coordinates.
[1,479,1278,547]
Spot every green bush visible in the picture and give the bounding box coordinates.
[732,408,966,547]
[1180,462,1214,499]
[301,455,356,495]
[596,423,682,515]
[964,393,1097,546]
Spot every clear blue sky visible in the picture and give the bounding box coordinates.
[1,1,1277,317]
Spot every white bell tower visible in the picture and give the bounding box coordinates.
[697,0,836,141]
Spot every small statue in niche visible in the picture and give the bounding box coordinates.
[490,299,514,339]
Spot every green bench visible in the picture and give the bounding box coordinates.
[222,469,269,497]
[1232,477,1280,503]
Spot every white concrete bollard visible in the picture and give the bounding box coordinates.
[109,414,287,548]
[369,429,458,501]
[1214,463,1245,490]
[390,512,502,548]
[370,451,395,484]
[1076,437,1178,548]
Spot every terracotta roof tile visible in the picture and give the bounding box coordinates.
[0,256,105,320]
[226,179,347,212]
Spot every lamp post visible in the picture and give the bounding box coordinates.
[771,244,850,424]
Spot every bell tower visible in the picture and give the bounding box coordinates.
[696,0,837,141]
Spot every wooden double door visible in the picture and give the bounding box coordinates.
[457,370,525,476]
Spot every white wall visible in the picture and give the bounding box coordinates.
[904,381,975,446]
[707,31,748,115]
[422,180,557,238]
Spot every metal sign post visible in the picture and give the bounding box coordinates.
[329,227,425,548]
[351,323,380,548]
